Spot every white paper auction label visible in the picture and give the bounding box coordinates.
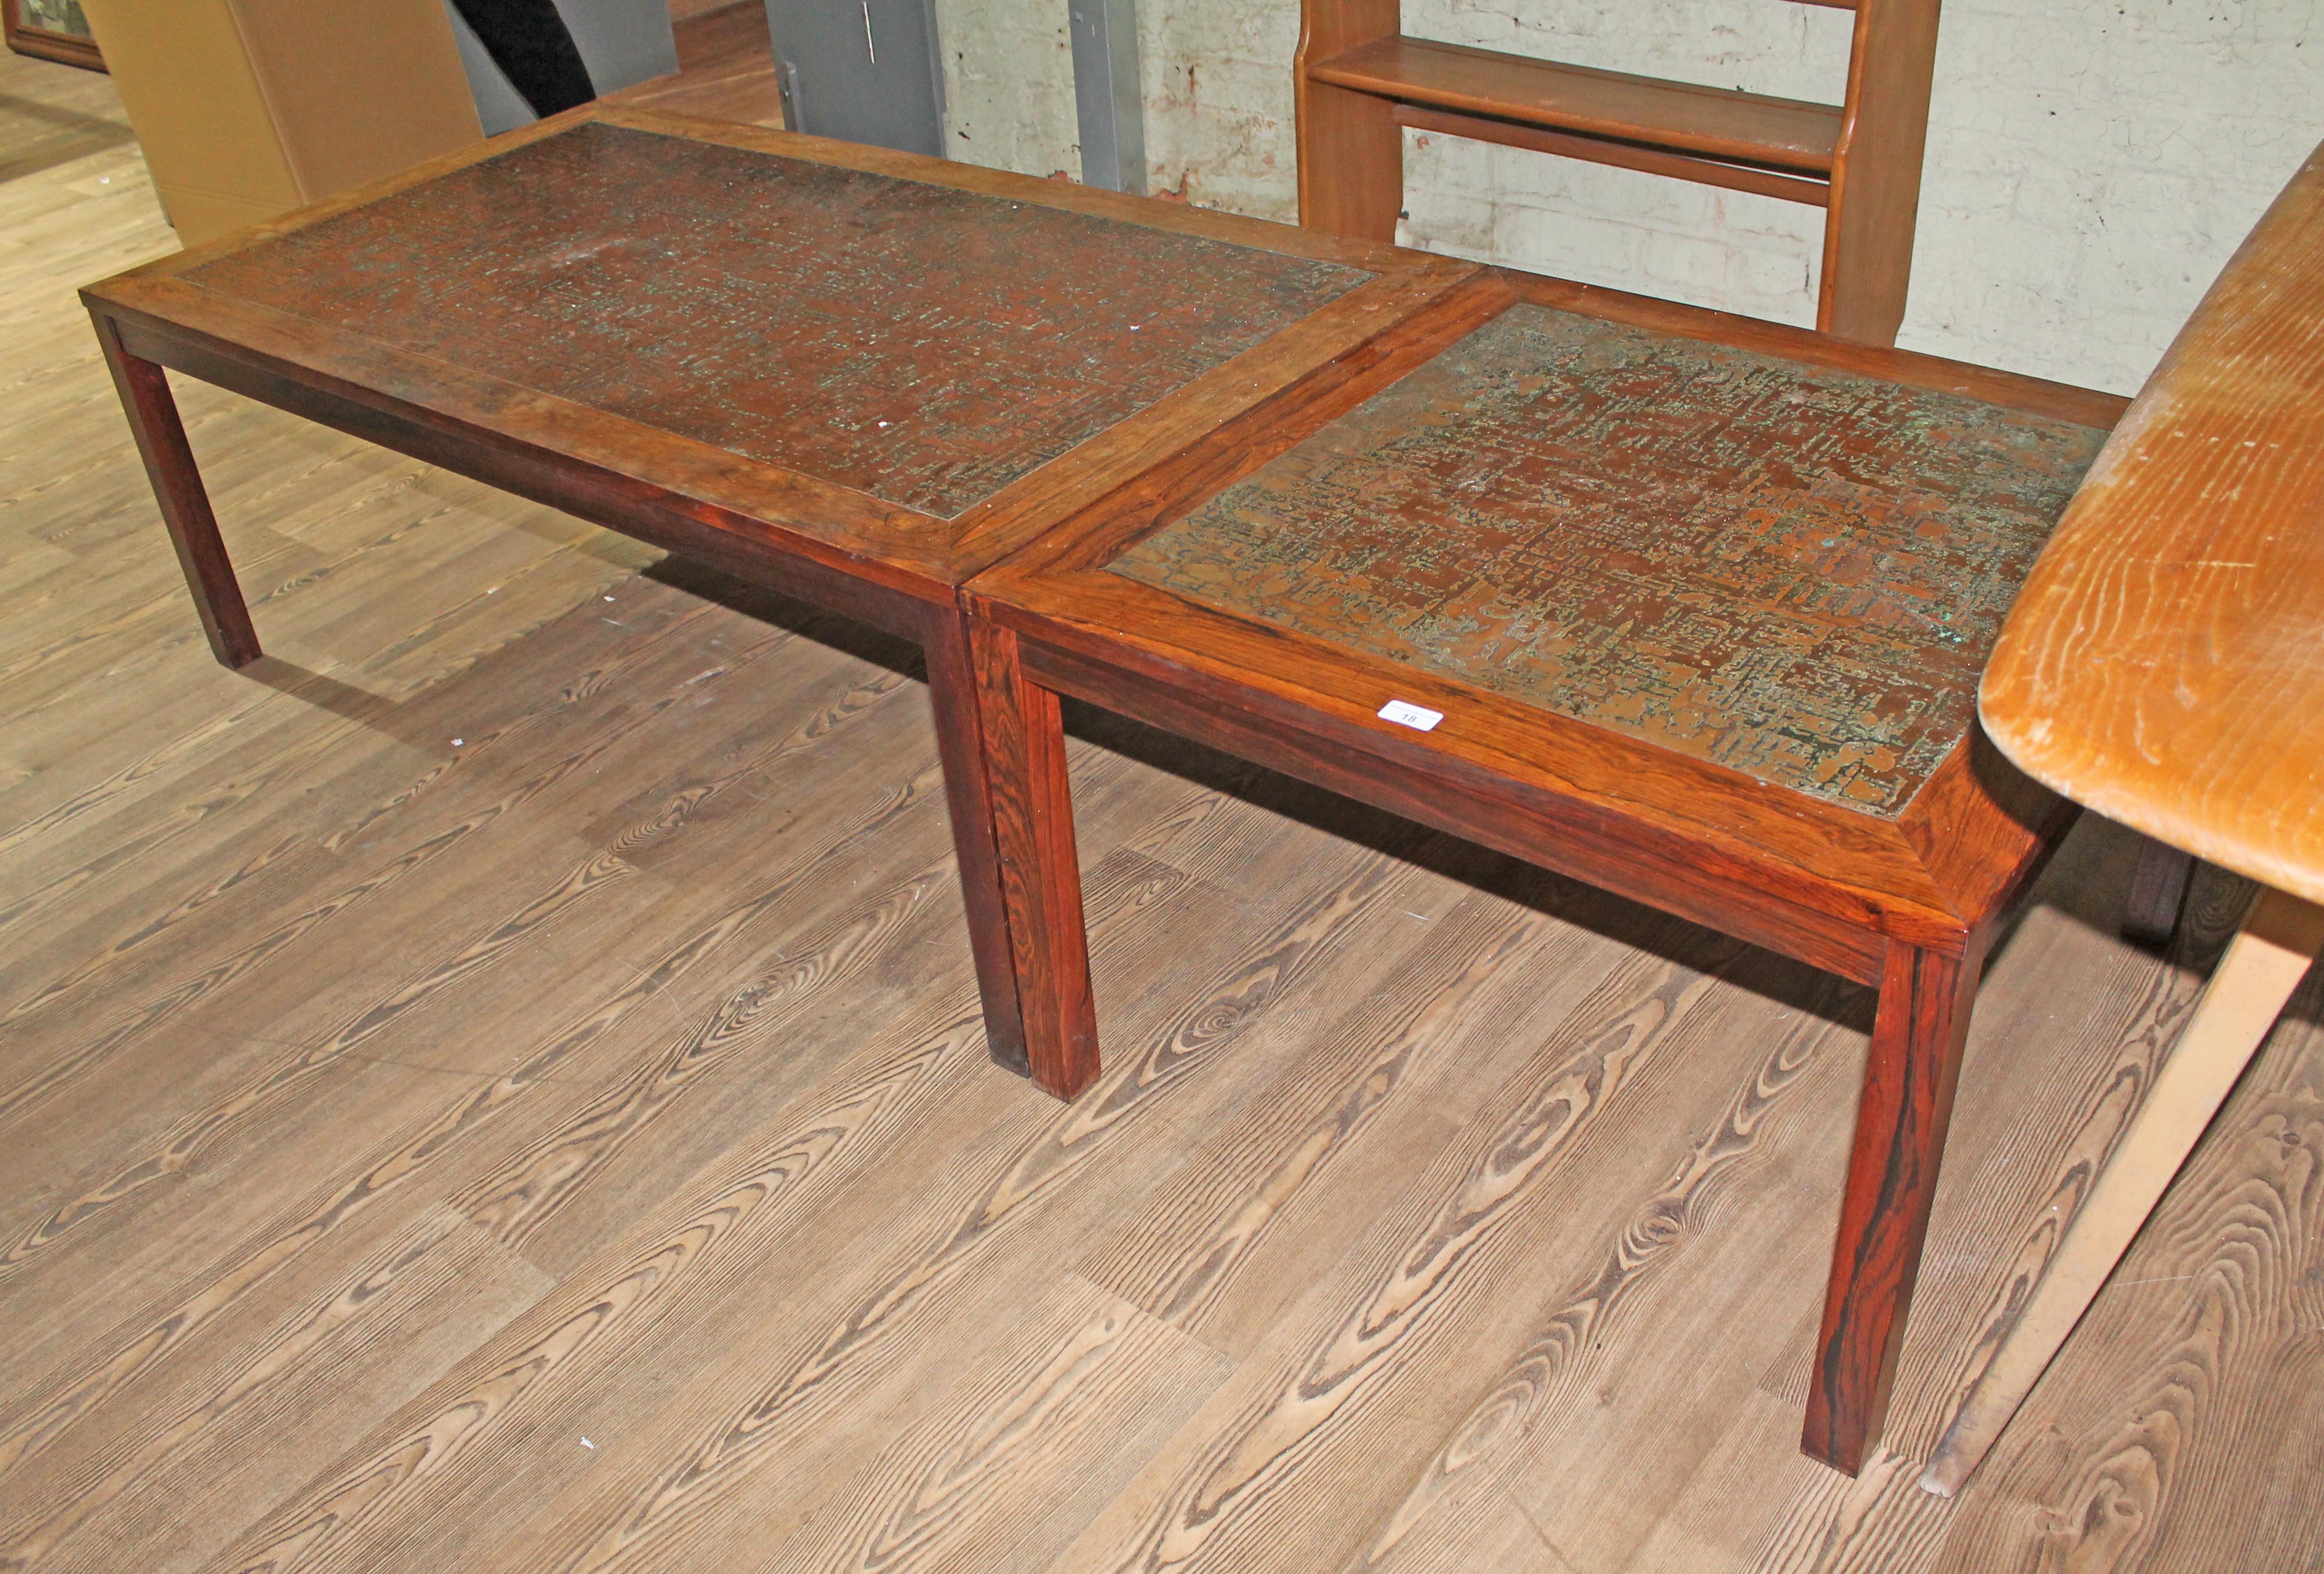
[1376,699,1444,732]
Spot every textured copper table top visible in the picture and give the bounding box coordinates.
[182,123,1370,519]
[1112,305,2108,814]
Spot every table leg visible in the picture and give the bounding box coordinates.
[923,607,1030,1075]
[966,620,1100,1100]
[1804,937,1982,1474]
[1920,885,2324,1497]
[91,312,260,669]
[2122,837,2197,949]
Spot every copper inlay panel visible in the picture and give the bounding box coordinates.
[1113,305,2107,814]
[184,123,1368,518]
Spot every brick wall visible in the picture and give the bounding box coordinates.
[934,0,2322,394]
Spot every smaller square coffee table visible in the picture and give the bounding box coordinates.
[961,267,2128,1474]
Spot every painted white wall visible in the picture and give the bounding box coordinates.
[934,0,2324,394]
[934,0,1079,175]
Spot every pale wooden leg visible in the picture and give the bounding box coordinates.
[1920,884,2324,1497]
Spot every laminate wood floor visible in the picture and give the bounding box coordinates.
[605,3,785,128]
[2,46,2318,1574]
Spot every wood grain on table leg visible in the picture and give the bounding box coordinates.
[1804,935,1982,1474]
[923,606,1031,1075]
[1921,884,2324,1498]
[968,620,1099,1099]
[88,311,261,670]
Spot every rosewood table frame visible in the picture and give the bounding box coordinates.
[82,102,1481,1083]
[960,267,2129,1475]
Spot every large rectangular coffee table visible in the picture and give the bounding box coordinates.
[962,268,2128,1473]
[80,103,1484,1075]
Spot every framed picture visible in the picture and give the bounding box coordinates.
[4,0,105,71]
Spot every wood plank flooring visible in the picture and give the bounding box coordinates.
[607,3,785,128]
[2,42,2319,1574]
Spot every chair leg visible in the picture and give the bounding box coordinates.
[91,311,260,669]
[966,619,1100,1100]
[1920,885,2324,1497]
[1804,938,1981,1474]
[922,607,1031,1075]
[2121,837,2197,949]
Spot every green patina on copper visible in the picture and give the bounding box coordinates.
[186,123,1368,519]
[1112,305,2107,816]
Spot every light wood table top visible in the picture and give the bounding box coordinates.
[1980,141,2324,902]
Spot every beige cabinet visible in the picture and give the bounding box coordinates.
[81,0,483,246]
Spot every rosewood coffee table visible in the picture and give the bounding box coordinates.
[81,103,1481,1076]
[961,268,2128,1473]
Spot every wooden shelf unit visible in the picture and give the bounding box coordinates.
[1296,0,1941,345]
